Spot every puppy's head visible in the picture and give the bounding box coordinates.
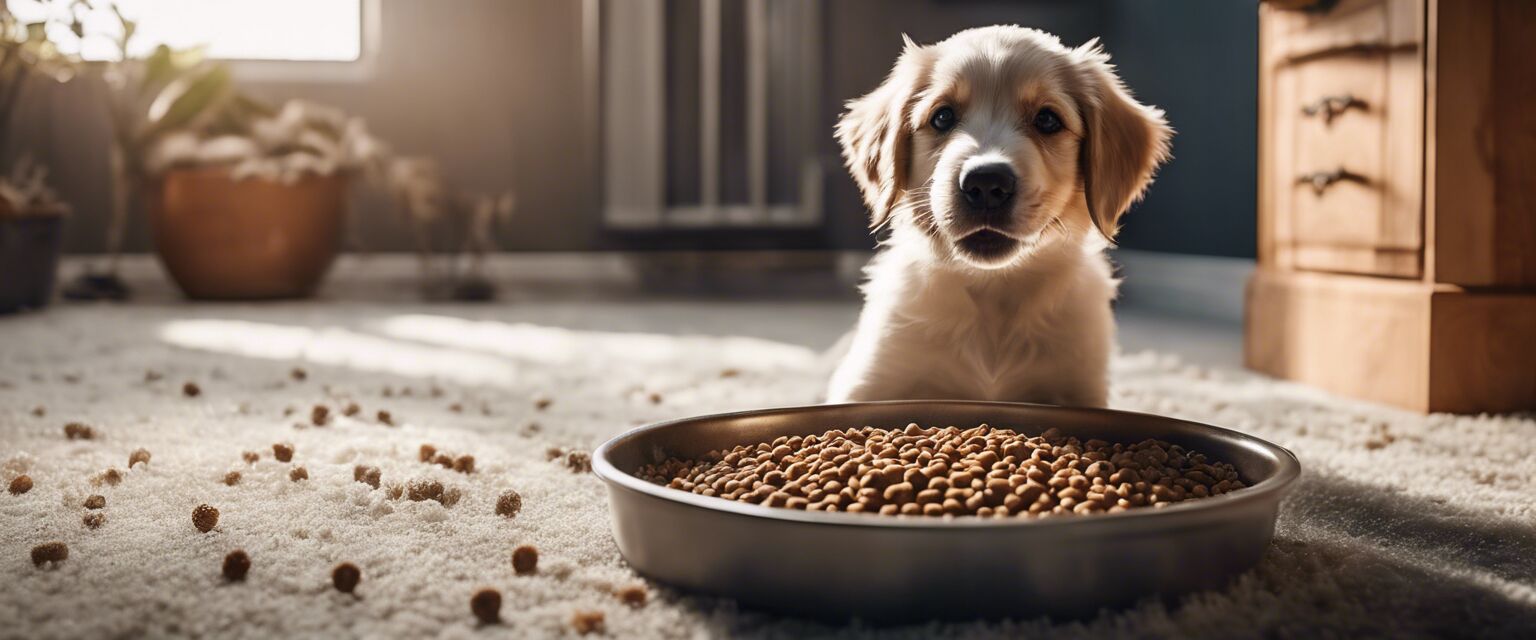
[838,27,1172,269]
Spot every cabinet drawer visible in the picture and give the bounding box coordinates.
[1260,0,1425,278]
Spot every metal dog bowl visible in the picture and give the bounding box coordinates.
[593,401,1300,622]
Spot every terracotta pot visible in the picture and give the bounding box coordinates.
[150,167,348,300]
[0,209,66,313]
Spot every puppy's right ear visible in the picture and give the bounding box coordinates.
[837,36,930,230]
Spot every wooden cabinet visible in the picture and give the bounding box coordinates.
[1248,0,1536,413]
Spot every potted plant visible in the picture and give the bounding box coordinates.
[0,1,78,312]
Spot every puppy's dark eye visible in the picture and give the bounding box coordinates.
[930,106,957,133]
[1033,108,1064,134]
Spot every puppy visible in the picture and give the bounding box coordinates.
[827,26,1172,408]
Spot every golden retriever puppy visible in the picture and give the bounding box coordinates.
[827,26,1172,407]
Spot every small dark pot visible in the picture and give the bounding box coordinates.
[0,213,65,314]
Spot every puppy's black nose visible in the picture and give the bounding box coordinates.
[959,163,1017,211]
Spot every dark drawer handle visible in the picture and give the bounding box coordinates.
[1297,168,1367,194]
[1301,95,1366,123]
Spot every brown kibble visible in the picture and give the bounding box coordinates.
[223,550,251,581]
[386,484,404,500]
[128,448,152,468]
[511,545,538,575]
[418,444,437,463]
[438,487,463,507]
[183,382,201,397]
[98,468,123,486]
[290,367,307,381]
[571,610,605,635]
[453,455,475,474]
[565,451,592,473]
[83,512,105,529]
[376,410,394,426]
[496,490,522,518]
[448,403,463,413]
[193,503,220,532]
[289,466,309,482]
[242,451,260,464]
[545,447,564,461]
[407,478,444,502]
[63,422,94,440]
[434,453,455,469]
[343,402,361,417]
[30,541,68,567]
[647,391,663,405]
[8,475,32,495]
[311,405,330,427]
[616,585,648,608]
[224,471,242,486]
[31,405,45,417]
[353,465,381,489]
[720,368,740,378]
[332,562,361,593]
[534,395,553,411]
[470,588,502,624]
[272,443,294,462]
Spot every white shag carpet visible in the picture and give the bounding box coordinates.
[2,301,1534,639]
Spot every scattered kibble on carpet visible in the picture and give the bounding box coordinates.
[128,448,151,468]
[332,563,361,593]
[512,545,538,575]
[272,443,294,462]
[311,405,330,427]
[571,610,605,635]
[223,471,241,486]
[495,491,522,518]
[83,494,105,509]
[617,585,648,608]
[63,422,94,440]
[192,504,219,533]
[470,588,502,624]
[82,513,105,529]
[289,467,309,482]
[8,475,31,495]
[30,542,68,567]
[223,550,251,581]
[182,382,201,397]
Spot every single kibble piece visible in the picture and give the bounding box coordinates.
[30,541,68,567]
[144,370,163,382]
[407,478,444,502]
[376,410,394,426]
[453,455,475,474]
[635,424,1244,519]
[565,452,592,473]
[385,484,404,500]
[82,512,106,529]
[272,443,294,463]
[311,405,330,427]
[343,402,361,417]
[433,453,455,470]
[332,562,361,593]
[448,403,463,413]
[495,491,522,518]
[544,447,564,461]
[511,545,538,575]
[289,466,309,482]
[418,444,436,463]
[224,471,242,486]
[470,588,502,624]
[290,367,307,381]
[648,392,663,405]
[571,611,605,635]
[534,395,553,411]
[193,504,220,533]
[31,405,45,417]
[98,468,123,486]
[183,382,201,397]
[438,487,463,507]
[223,550,251,581]
[241,451,260,464]
[616,585,648,608]
[353,465,381,489]
[128,448,152,468]
[84,494,106,509]
[8,475,32,495]
[63,422,94,440]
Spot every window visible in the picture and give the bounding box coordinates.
[9,0,363,62]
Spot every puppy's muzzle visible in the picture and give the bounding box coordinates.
[958,162,1017,221]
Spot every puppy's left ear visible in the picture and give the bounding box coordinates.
[1071,40,1173,242]
[837,36,931,230]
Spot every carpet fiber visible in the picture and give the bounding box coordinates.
[2,301,1533,639]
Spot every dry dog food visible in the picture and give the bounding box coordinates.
[291,367,307,381]
[332,562,361,593]
[343,402,361,417]
[496,491,522,518]
[129,448,151,468]
[83,512,105,529]
[512,545,538,575]
[224,471,242,486]
[97,468,123,486]
[8,475,31,495]
[470,588,502,624]
[183,382,201,397]
[376,410,394,426]
[193,504,220,532]
[453,455,475,474]
[407,478,444,502]
[31,541,68,567]
[616,585,647,608]
[84,494,105,509]
[289,467,309,482]
[273,443,294,463]
[571,610,605,635]
[637,424,1245,518]
[63,422,94,440]
[223,550,251,581]
[354,465,381,489]
[242,451,260,464]
[419,444,437,463]
[565,451,592,473]
[311,405,330,427]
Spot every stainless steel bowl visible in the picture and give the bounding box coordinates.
[593,401,1300,622]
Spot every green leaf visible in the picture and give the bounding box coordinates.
[138,45,177,94]
[144,64,232,139]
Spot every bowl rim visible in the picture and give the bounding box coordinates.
[593,400,1301,531]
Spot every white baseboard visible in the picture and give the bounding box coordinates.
[1111,249,1253,326]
